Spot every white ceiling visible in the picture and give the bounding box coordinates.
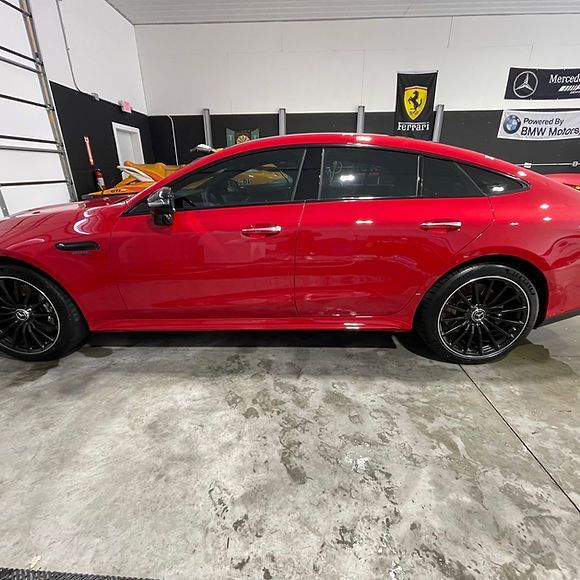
[106,0,580,25]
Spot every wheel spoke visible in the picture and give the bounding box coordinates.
[0,319,19,338]
[481,321,500,350]
[464,324,475,354]
[500,306,527,314]
[489,316,524,326]
[476,325,484,356]
[485,318,514,340]
[31,325,54,343]
[451,325,471,347]
[472,282,481,304]
[0,280,17,306]
[442,321,468,336]
[441,316,466,323]
[27,325,45,349]
[486,283,509,307]
[457,291,471,307]
[482,279,494,304]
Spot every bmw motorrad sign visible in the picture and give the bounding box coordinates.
[505,67,580,100]
[498,109,580,140]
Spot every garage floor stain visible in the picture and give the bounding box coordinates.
[0,323,578,579]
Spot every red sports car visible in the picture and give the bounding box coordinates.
[0,133,578,363]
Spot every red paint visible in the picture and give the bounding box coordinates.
[0,133,578,332]
[546,173,580,190]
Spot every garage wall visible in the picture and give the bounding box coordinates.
[0,0,151,213]
[136,15,580,115]
[32,0,147,113]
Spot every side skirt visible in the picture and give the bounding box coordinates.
[89,316,412,333]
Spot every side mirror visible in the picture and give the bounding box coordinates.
[147,186,175,226]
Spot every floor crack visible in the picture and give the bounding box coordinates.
[460,364,580,516]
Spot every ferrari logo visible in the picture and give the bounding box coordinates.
[404,86,427,120]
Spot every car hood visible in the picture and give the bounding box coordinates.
[0,195,132,249]
[9,195,133,219]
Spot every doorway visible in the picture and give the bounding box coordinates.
[112,122,144,178]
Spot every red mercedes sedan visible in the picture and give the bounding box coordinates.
[0,133,578,363]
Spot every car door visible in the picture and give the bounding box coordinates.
[110,147,306,319]
[295,147,494,317]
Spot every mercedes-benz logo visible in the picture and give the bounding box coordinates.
[513,71,539,98]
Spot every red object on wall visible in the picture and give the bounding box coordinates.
[83,135,94,166]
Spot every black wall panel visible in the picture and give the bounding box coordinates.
[50,82,154,196]
[287,113,357,134]
[149,115,205,165]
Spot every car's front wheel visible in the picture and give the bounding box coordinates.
[416,263,540,364]
[0,264,88,361]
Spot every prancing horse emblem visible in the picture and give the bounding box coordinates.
[403,86,427,120]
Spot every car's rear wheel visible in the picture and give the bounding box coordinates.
[0,264,88,361]
[415,264,540,364]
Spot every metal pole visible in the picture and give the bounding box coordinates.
[278,108,286,135]
[356,105,365,133]
[432,104,445,142]
[0,186,9,218]
[202,108,213,147]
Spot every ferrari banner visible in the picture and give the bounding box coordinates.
[394,71,438,140]
[498,109,580,140]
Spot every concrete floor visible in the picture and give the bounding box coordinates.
[0,320,579,579]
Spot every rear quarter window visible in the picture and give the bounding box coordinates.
[461,164,528,195]
[421,156,483,198]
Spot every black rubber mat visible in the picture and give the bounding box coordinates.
[0,569,157,580]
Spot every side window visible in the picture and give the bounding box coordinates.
[172,148,305,209]
[320,147,418,200]
[421,156,483,198]
[461,164,527,195]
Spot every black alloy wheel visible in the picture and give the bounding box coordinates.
[437,275,530,360]
[0,276,60,355]
[415,264,540,364]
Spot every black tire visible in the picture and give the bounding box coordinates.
[415,263,539,364]
[0,263,88,361]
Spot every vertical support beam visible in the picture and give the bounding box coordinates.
[278,108,286,135]
[202,108,213,147]
[432,104,445,142]
[356,105,365,133]
[19,0,76,200]
[0,186,9,217]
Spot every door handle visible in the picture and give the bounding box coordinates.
[241,225,282,238]
[420,220,463,231]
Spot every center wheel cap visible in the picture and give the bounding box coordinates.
[15,308,31,322]
[471,307,486,323]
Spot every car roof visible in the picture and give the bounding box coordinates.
[205,133,525,176]
[133,132,532,203]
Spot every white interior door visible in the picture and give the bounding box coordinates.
[112,122,144,177]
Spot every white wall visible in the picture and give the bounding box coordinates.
[135,14,580,115]
[0,0,147,214]
[32,0,147,113]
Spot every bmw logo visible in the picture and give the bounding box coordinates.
[503,114,521,134]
